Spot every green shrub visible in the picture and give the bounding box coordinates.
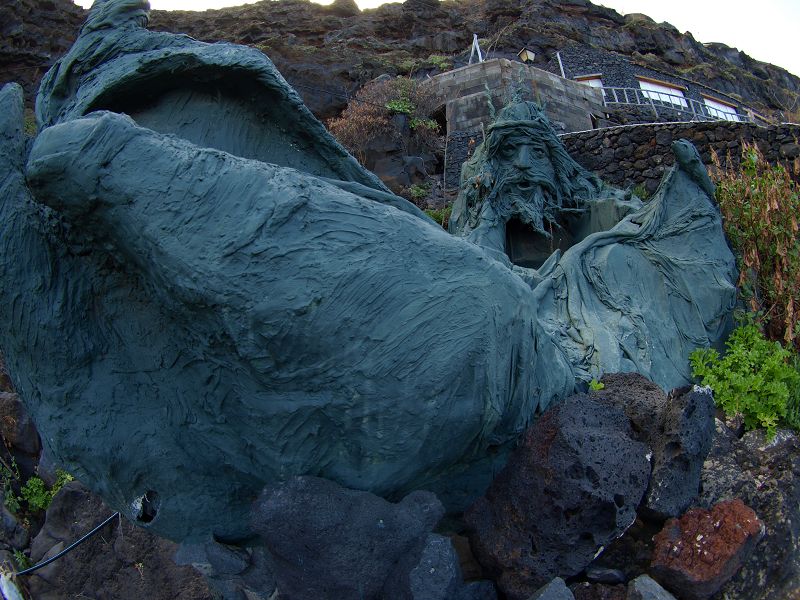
[327,76,441,166]
[424,205,452,229]
[410,117,439,133]
[690,321,800,438]
[426,54,452,71]
[20,477,50,512]
[1,457,21,514]
[13,549,30,570]
[5,468,74,515]
[408,183,430,202]
[385,98,416,115]
[712,144,800,349]
[588,379,605,391]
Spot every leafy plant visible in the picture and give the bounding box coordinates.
[12,549,30,570]
[327,76,441,166]
[410,117,439,133]
[20,477,50,512]
[408,183,430,202]
[385,98,416,115]
[424,205,452,229]
[1,456,21,514]
[3,467,73,515]
[588,379,605,391]
[690,320,800,438]
[712,144,800,349]
[23,109,37,136]
[426,54,452,71]
[631,183,650,200]
[396,58,419,74]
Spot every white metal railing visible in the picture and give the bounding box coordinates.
[599,86,752,124]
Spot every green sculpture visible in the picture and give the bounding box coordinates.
[0,0,736,544]
[449,101,640,267]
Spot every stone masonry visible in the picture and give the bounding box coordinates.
[427,58,607,136]
[443,121,800,192]
[561,121,800,196]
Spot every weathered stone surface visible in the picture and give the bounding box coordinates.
[595,373,715,518]
[586,566,626,584]
[649,499,764,600]
[585,517,659,584]
[249,476,444,600]
[529,577,575,600]
[465,394,650,600]
[0,353,12,392]
[175,540,276,600]
[458,580,499,600]
[27,481,213,600]
[0,391,40,457]
[562,121,800,196]
[401,533,464,600]
[698,425,800,599]
[625,575,676,600]
[570,582,627,600]
[0,495,29,550]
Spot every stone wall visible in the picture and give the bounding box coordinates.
[561,121,800,196]
[443,121,800,194]
[427,58,607,136]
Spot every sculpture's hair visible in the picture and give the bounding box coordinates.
[455,101,606,232]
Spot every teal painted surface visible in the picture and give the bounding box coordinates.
[0,0,736,543]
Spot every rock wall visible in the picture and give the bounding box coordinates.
[0,0,84,107]
[444,121,800,193]
[561,121,800,195]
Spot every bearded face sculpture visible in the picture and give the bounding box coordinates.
[0,0,736,543]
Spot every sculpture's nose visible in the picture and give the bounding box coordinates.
[514,145,530,169]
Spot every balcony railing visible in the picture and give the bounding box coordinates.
[599,86,752,124]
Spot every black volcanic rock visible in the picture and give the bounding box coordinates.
[464,394,651,600]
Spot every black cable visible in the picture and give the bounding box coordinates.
[14,512,120,577]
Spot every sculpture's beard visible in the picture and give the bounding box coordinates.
[494,174,561,236]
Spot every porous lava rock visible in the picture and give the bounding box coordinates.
[594,373,715,519]
[530,577,575,599]
[249,476,450,599]
[26,481,213,600]
[569,582,627,600]
[626,574,676,600]
[175,540,277,599]
[649,499,764,600]
[699,424,800,599]
[0,353,12,392]
[0,390,40,478]
[464,394,651,600]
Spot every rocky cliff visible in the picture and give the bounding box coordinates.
[2,0,799,121]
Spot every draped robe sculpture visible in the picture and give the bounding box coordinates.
[0,0,736,542]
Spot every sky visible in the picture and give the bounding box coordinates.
[73,0,800,78]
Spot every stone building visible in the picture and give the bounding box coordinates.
[545,45,766,126]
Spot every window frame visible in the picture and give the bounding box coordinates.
[636,76,688,109]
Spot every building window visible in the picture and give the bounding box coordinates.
[702,95,741,122]
[637,77,688,109]
[575,74,604,89]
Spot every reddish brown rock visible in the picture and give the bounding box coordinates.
[649,499,765,600]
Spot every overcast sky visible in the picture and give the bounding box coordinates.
[73,0,799,77]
